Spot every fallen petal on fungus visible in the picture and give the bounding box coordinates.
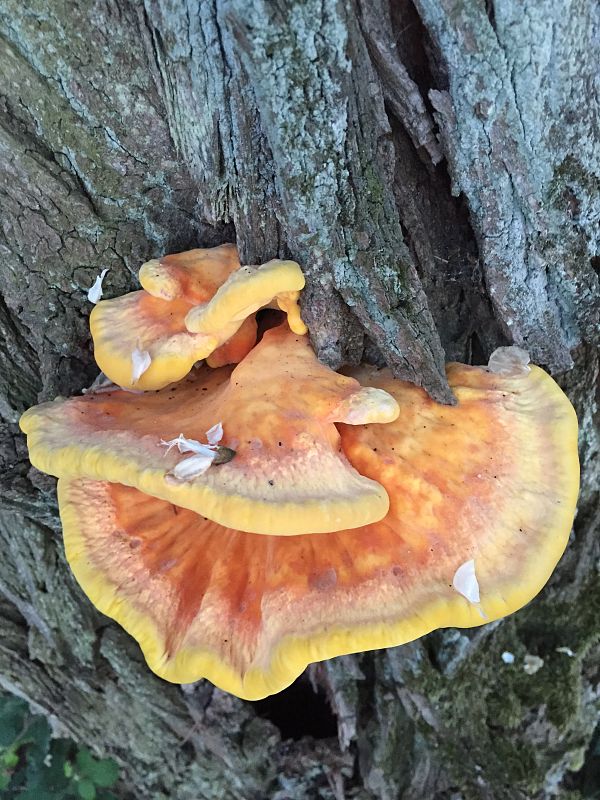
[57,425,577,699]
[20,326,398,535]
[160,428,224,480]
[82,372,116,395]
[159,433,217,456]
[452,559,480,604]
[185,259,306,339]
[131,348,152,384]
[139,243,240,303]
[205,422,223,446]
[167,451,217,481]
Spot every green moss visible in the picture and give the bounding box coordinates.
[509,653,581,729]
[390,575,600,796]
[361,163,385,209]
[547,155,599,217]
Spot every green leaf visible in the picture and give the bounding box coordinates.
[75,748,95,773]
[77,777,97,800]
[1,746,20,769]
[22,717,52,773]
[89,758,119,788]
[75,748,119,788]
[0,696,28,747]
[0,696,119,800]
[15,740,74,800]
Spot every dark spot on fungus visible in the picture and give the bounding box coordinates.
[212,447,236,465]
[268,480,274,486]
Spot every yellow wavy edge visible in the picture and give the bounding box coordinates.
[20,428,390,535]
[56,364,580,700]
[184,260,305,333]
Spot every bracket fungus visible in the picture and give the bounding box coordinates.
[90,245,306,391]
[20,326,399,535]
[19,243,580,701]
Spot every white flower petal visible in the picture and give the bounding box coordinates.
[206,422,224,445]
[501,651,515,664]
[168,451,216,481]
[87,268,109,304]
[159,435,182,455]
[452,559,480,604]
[556,646,575,657]
[160,434,216,456]
[131,348,152,383]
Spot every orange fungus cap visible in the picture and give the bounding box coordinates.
[20,327,399,534]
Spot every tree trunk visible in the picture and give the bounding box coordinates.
[1,1,598,798]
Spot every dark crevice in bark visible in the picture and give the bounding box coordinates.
[389,0,447,108]
[484,0,497,32]
[253,676,338,741]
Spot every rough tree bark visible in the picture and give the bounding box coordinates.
[0,1,598,798]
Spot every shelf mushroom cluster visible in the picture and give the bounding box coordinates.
[20,245,580,700]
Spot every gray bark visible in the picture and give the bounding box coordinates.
[0,1,598,798]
